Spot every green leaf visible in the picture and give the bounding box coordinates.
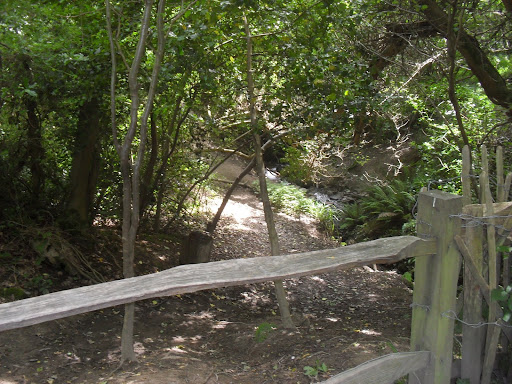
[491,287,508,302]
[497,245,512,253]
[503,311,511,323]
[386,341,399,353]
[303,366,317,377]
[23,89,37,97]
[326,93,337,101]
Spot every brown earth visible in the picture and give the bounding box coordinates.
[0,160,414,384]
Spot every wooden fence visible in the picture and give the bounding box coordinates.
[456,145,512,384]
[0,146,511,383]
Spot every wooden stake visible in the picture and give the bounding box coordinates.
[480,171,501,384]
[462,145,472,206]
[496,146,504,202]
[480,145,488,203]
[457,216,485,383]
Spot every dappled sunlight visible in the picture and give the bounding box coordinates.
[209,195,262,231]
[184,311,214,322]
[165,346,188,354]
[240,290,272,307]
[360,328,382,336]
[367,293,380,302]
[309,275,327,285]
[0,379,18,384]
[212,320,231,329]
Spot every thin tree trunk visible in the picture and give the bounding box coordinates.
[107,0,158,363]
[207,159,255,234]
[107,0,199,360]
[140,111,159,217]
[446,2,479,201]
[253,133,295,329]
[243,12,294,329]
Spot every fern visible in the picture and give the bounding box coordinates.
[362,181,415,218]
[339,203,366,230]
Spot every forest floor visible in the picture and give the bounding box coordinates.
[0,159,414,384]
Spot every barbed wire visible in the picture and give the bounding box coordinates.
[449,213,512,237]
[441,310,512,329]
[410,303,430,312]
[426,176,465,191]
[410,305,512,329]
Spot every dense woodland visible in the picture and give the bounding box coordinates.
[1,0,512,367]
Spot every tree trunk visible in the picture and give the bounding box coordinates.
[207,159,255,234]
[67,97,102,229]
[419,0,512,115]
[253,133,295,329]
[243,13,295,329]
[107,0,158,363]
[21,55,45,207]
[140,111,159,218]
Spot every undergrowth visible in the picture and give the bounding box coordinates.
[256,181,340,236]
[338,180,416,242]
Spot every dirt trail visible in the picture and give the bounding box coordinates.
[0,159,414,384]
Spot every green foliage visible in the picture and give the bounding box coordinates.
[339,203,366,232]
[0,287,27,300]
[27,274,53,295]
[280,146,312,186]
[303,360,328,379]
[312,203,341,236]
[263,182,311,215]
[402,271,413,284]
[362,181,415,217]
[254,322,276,342]
[0,0,511,289]
[260,182,339,236]
[491,285,512,323]
[338,180,416,241]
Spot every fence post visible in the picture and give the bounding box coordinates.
[409,190,463,384]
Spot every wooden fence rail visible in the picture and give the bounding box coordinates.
[0,235,435,332]
[321,351,431,384]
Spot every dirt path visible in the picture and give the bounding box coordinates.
[0,160,414,384]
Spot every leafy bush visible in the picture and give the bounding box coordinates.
[279,146,312,185]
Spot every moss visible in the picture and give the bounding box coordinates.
[0,287,27,300]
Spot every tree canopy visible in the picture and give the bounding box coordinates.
[0,0,510,239]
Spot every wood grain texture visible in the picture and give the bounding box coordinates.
[0,236,435,332]
[321,351,430,384]
[410,190,463,384]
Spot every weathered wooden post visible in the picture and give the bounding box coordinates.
[180,230,213,264]
[409,190,463,384]
[459,212,485,384]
